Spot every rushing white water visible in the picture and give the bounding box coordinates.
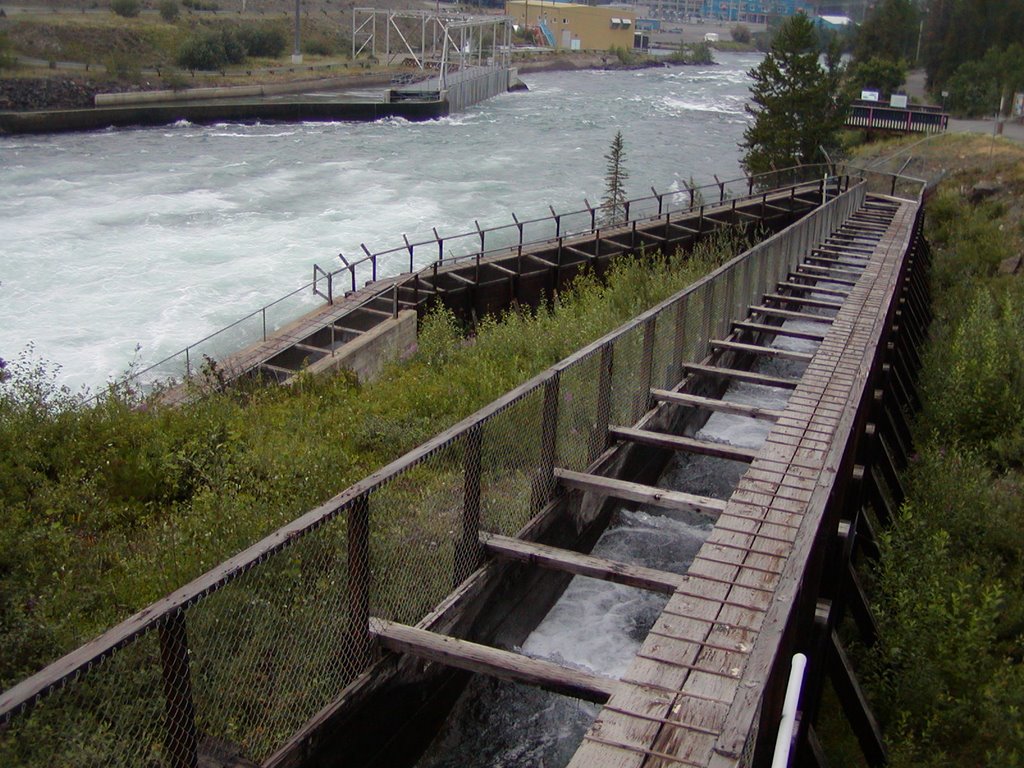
[0,53,762,391]
[415,327,825,768]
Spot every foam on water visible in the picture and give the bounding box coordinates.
[1,54,760,390]
[416,509,709,768]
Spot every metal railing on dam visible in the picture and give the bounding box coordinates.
[125,166,841,395]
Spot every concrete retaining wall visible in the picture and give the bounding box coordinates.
[443,67,514,112]
[301,309,417,384]
[0,98,447,135]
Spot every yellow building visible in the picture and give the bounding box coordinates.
[506,1,637,51]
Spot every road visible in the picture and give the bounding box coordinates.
[904,67,1024,142]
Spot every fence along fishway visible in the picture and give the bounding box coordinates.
[1,178,867,768]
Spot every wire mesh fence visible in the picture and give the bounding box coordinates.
[0,181,868,768]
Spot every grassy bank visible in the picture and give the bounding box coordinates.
[828,135,1024,766]
[0,236,740,694]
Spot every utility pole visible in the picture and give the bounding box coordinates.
[292,0,303,64]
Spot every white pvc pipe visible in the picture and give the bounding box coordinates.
[770,652,808,768]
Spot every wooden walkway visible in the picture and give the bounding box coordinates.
[564,195,919,768]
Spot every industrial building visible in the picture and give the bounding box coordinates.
[505,0,637,50]
[641,0,814,23]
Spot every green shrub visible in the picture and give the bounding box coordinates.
[177,28,245,71]
[158,0,180,22]
[302,36,335,57]
[853,167,1024,767]
[110,0,141,17]
[239,24,287,58]
[666,41,714,65]
[730,23,751,44]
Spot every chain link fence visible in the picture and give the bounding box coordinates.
[1,179,867,768]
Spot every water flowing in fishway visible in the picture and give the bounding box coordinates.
[0,52,763,392]
[416,311,832,768]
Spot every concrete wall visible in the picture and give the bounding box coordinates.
[301,309,417,384]
[506,1,636,50]
[443,67,514,112]
[0,99,447,135]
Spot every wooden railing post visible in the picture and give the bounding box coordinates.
[531,373,560,513]
[671,298,687,385]
[635,317,657,421]
[591,343,614,462]
[348,494,371,668]
[158,611,198,768]
[455,425,483,586]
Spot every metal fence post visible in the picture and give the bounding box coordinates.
[158,611,199,768]
[348,493,371,668]
[635,317,657,421]
[591,343,614,462]
[455,424,483,586]
[531,373,560,513]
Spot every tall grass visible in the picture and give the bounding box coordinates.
[0,235,737,693]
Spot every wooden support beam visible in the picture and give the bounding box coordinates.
[797,263,865,279]
[553,468,725,517]
[765,293,845,311]
[789,270,858,288]
[847,563,879,647]
[711,338,815,362]
[777,280,850,298]
[609,425,759,463]
[651,388,785,421]
[258,362,296,377]
[371,620,615,703]
[480,533,684,594]
[294,343,330,355]
[748,304,836,324]
[683,361,802,389]
[829,630,887,767]
[733,321,826,343]
[807,252,869,269]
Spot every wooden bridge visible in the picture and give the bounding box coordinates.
[0,169,928,768]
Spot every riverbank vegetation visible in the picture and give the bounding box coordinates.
[0,235,740,693]
[825,134,1024,766]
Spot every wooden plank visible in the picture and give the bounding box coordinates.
[710,339,815,362]
[371,620,616,703]
[732,321,826,343]
[777,281,850,298]
[748,305,835,323]
[764,293,845,311]
[651,389,785,422]
[682,362,801,390]
[797,263,864,278]
[554,468,726,517]
[609,426,759,463]
[480,533,684,594]
[788,270,858,288]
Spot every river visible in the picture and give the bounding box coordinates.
[0,52,761,392]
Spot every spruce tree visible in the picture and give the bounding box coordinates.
[741,14,846,178]
[601,130,629,226]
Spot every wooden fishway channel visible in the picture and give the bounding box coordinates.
[219,178,840,387]
[353,193,929,767]
[0,179,928,768]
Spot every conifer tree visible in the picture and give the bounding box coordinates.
[741,14,846,178]
[601,130,629,226]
